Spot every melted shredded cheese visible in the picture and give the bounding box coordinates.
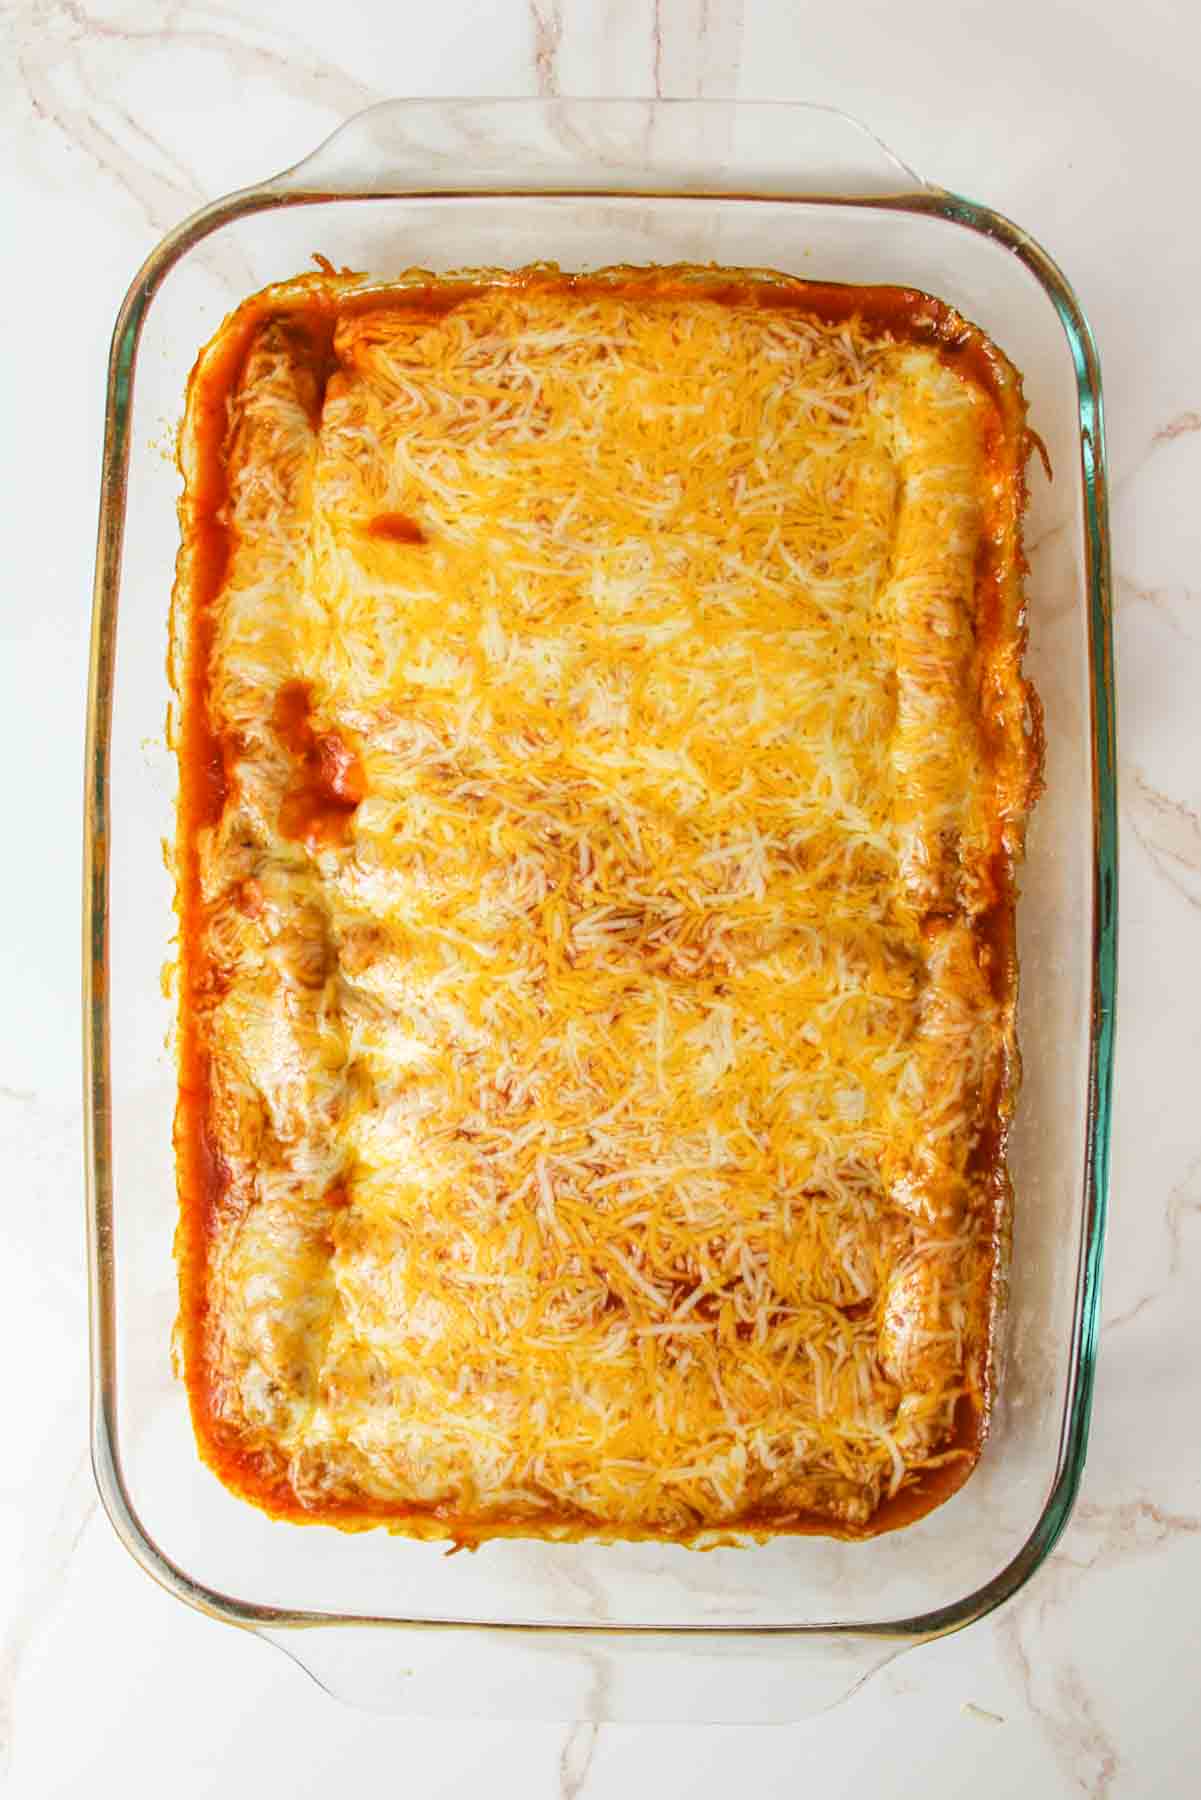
[175,268,1037,1541]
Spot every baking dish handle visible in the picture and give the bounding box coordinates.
[259,1620,911,1722]
[266,98,928,201]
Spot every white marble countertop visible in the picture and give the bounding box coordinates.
[2,1,1199,1794]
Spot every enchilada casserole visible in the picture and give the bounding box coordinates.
[170,265,1041,1543]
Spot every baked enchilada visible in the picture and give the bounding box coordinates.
[170,266,1041,1543]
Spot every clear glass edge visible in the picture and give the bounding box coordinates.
[267,96,929,197]
[83,118,1116,1655]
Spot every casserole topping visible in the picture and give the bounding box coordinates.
[172,267,1040,1541]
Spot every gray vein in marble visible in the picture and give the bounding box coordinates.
[1166,1154,1201,1280]
[1123,765,1201,911]
[1112,409,1201,490]
[1053,1664,1119,1799]
[542,1548,612,1626]
[653,0,743,99]
[55,0,379,117]
[998,1603,1121,1799]
[1068,1499,1201,1562]
[1000,1492,1201,1795]
[556,1649,612,1797]
[1106,1150,1201,1332]
[15,11,206,235]
[10,0,382,241]
[530,0,563,97]
[1152,410,1201,444]
[1129,411,1201,475]
[1104,1285,1158,1334]
[558,1720,600,1800]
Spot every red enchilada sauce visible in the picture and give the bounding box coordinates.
[272,681,366,849]
[364,511,428,544]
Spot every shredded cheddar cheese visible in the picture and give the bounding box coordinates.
[172,266,1039,1542]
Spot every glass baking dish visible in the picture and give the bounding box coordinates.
[84,98,1116,1722]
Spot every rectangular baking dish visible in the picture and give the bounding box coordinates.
[84,98,1115,1722]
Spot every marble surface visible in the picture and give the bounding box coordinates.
[2,1,1199,1794]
